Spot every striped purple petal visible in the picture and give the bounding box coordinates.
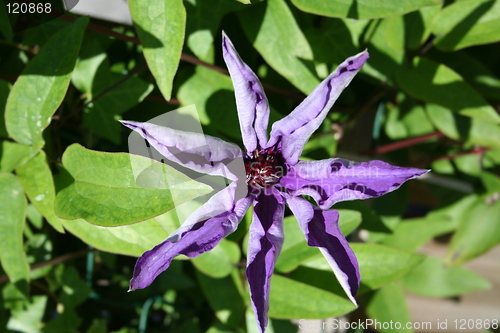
[222,32,270,154]
[281,158,429,209]
[129,187,253,291]
[246,190,285,333]
[286,196,359,305]
[120,120,245,181]
[268,51,369,165]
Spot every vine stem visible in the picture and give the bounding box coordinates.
[369,131,445,155]
[0,248,95,284]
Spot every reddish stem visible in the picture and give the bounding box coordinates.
[371,131,445,155]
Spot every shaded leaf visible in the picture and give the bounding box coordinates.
[192,239,240,278]
[5,17,88,149]
[402,256,491,297]
[384,95,435,140]
[428,49,500,101]
[396,57,500,123]
[404,4,442,50]
[432,0,500,51]
[196,269,245,328]
[239,0,319,94]
[365,15,405,83]
[54,144,212,226]
[185,0,244,62]
[0,173,29,295]
[275,210,361,273]
[366,282,413,333]
[128,0,185,100]
[0,79,10,138]
[291,0,441,20]
[425,103,500,149]
[16,151,64,232]
[447,193,500,266]
[73,35,153,143]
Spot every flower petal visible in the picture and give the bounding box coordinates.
[129,186,253,291]
[281,158,429,209]
[222,32,270,154]
[120,120,245,181]
[246,190,284,333]
[268,51,369,165]
[286,196,359,305]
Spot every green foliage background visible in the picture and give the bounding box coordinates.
[0,0,499,332]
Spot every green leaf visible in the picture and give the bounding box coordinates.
[54,144,212,226]
[61,216,170,257]
[447,193,500,266]
[364,16,405,83]
[432,0,500,51]
[379,195,477,251]
[291,0,441,19]
[275,210,360,273]
[84,78,153,143]
[384,95,435,140]
[303,243,425,293]
[303,19,360,76]
[16,151,65,232]
[192,239,240,278]
[74,36,153,143]
[425,103,500,149]
[5,17,88,149]
[428,49,500,101]
[480,172,500,193]
[0,141,35,173]
[0,173,29,294]
[60,266,92,308]
[396,57,500,123]
[0,79,10,138]
[380,215,458,252]
[402,256,491,297]
[185,0,244,62]
[239,0,320,94]
[269,275,355,319]
[366,282,413,333]
[196,270,245,328]
[7,296,47,333]
[178,66,238,136]
[404,4,442,50]
[128,0,186,100]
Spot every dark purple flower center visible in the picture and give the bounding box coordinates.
[244,148,286,189]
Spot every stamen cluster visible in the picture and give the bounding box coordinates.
[244,147,286,188]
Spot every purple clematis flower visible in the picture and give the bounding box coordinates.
[121,33,428,332]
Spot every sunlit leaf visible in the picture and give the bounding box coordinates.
[291,0,441,20]
[302,243,425,293]
[432,0,500,51]
[128,0,185,100]
[397,57,500,123]
[425,103,500,149]
[5,17,88,149]
[54,144,212,226]
[269,275,355,319]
